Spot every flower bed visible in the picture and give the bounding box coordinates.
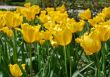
[0,2,110,77]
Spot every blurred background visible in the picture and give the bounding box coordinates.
[0,0,110,9]
[0,0,110,24]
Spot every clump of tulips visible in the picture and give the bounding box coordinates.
[0,2,110,77]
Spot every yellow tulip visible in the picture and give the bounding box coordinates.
[46,7,54,13]
[76,20,85,32]
[79,9,91,20]
[88,17,104,27]
[54,11,68,24]
[35,32,41,42]
[41,30,52,40]
[93,16,105,24]
[66,18,76,33]
[21,23,40,43]
[44,21,56,31]
[54,28,72,46]
[88,19,97,26]
[0,12,6,28]
[24,2,31,7]
[67,20,85,33]
[16,4,40,21]
[50,39,58,47]
[88,13,105,26]
[38,11,49,23]
[76,33,101,55]
[0,27,13,37]
[100,20,110,25]
[39,39,45,45]
[9,64,25,77]
[56,4,66,13]
[5,12,23,28]
[93,26,110,41]
[31,5,41,15]
[21,64,26,70]
[102,7,110,18]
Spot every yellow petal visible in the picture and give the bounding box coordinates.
[79,9,91,20]
[54,29,72,46]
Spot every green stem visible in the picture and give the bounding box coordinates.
[63,46,68,77]
[109,65,110,76]
[70,59,71,77]
[13,30,17,63]
[67,45,72,77]
[102,42,106,77]
[35,43,40,72]
[28,44,32,77]
[96,54,100,77]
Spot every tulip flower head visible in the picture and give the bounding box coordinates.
[9,64,25,77]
